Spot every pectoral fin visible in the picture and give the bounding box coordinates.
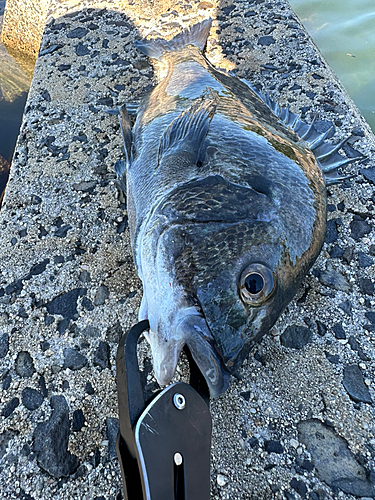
[158,98,216,167]
[119,104,132,167]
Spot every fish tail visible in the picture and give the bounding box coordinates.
[134,19,212,60]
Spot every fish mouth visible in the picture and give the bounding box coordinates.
[148,312,230,398]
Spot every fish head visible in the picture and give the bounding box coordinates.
[139,207,325,397]
[138,162,326,397]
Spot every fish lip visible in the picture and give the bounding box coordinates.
[176,312,230,398]
[147,310,230,398]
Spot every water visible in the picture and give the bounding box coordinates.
[0,0,34,199]
[289,0,375,132]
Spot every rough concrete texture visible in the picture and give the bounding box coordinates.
[1,1,375,499]
[1,0,49,56]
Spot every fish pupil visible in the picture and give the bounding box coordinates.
[245,273,264,294]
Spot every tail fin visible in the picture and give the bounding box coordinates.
[134,19,212,60]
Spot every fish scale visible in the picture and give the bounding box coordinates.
[116,19,360,397]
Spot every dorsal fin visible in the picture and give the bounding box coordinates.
[134,19,212,60]
[241,80,363,185]
[158,97,216,167]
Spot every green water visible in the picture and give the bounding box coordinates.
[289,0,375,132]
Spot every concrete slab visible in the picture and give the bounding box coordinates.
[0,1,374,499]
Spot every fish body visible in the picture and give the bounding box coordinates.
[117,20,357,397]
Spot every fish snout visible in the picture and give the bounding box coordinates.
[147,313,230,397]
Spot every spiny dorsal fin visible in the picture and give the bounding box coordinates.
[134,19,212,60]
[158,97,216,167]
[241,79,363,186]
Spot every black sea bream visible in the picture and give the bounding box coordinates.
[116,20,358,397]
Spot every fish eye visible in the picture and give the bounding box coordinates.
[239,263,275,305]
[244,273,264,294]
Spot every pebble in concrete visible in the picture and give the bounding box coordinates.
[15,351,35,378]
[350,217,371,241]
[46,288,86,321]
[325,218,340,244]
[342,364,373,404]
[360,167,375,184]
[21,387,44,410]
[63,348,88,370]
[93,340,111,370]
[93,285,109,306]
[298,419,375,498]
[358,251,373,268]
[332,323,346,340]
[358,277,374,296]
[33,396,79,478]
[0,332,9,358]
[318,270,351,293]
[72,409,85,432]
[290,478,307,498]
[106,417,119,460]
[316,321,327,337]
[264,440,284,454]
[280,325,313,349]
[1,397,19,418]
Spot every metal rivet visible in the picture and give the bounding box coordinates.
[173,393,185,410]
[174,452,183,466]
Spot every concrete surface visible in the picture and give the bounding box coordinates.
[0,1,375,499]
[1,0,49,56]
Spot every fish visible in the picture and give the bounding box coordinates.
[116,19,360,397]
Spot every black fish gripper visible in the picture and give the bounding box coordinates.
[116,320,212,500]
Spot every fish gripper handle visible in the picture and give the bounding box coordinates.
[116,320,212,500]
